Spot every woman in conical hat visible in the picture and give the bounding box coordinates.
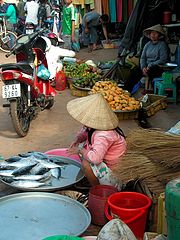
[67,93,127,189]
[140,24,169,92]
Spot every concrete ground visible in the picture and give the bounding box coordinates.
[0,47,179,159]
[0,47,179,237]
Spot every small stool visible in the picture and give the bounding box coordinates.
[154,80,177,103]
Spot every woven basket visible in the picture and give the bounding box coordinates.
[66,77,73,89]
[114,109,139,120]
[71,84,90,97]
[140,94,167,117]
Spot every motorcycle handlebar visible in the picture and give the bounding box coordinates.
[6,28,46,57]
[29,28,46,40]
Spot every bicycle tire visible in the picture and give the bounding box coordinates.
[0,31,17,53]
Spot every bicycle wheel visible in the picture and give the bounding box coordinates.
[0,31,17,53]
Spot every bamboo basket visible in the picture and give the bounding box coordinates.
[114,109,139,120]
[140,94,167,117]
[66,77,73,89]
[71,84,90,97]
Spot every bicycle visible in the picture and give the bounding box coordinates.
[0,16,17,53]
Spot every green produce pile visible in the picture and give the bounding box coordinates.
[65,63,90,78]
[64,63,101,89]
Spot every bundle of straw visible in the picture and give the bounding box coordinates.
[112,129,180,195]
[112,151,180,194]
[127,129,180,169]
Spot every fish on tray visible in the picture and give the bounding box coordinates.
[0,151,69,189]
[10,180,50,188]
[12,172,51,181]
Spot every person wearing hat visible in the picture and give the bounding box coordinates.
[67,94,127,190]
[140,24,169,92]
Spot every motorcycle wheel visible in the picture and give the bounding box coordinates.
[10,88,30,137]
[45,98,55,109]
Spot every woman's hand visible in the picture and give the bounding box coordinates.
[142,67,149,75]
[67,145,79,155]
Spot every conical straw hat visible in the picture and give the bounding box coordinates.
[143,24,166,38]
[67,93,119,130]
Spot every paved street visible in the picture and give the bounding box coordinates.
[0,48,179,160]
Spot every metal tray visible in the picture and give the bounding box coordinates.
[0,155,84,192]
[0,192,91,240]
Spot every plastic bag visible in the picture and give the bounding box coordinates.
[71,42,80,52]
[97,219,137,240]
[37,64,50,80]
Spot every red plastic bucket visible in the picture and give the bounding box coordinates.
[105,192,152,239]
[88,185,118,226]
[55,71,66,91]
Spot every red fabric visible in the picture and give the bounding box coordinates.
[128,0,133,17]
[117,0,123,22]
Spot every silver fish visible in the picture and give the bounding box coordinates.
[13,172,51,181]
[30,163,49,175]
[12,164,36,176]
[50,167,62,179]
[6,157,38,168]
[48,156,68,165]
[36,159,63,169]
[5,156,22,162]
[28,151,49,160]
[1,176,14,183]
[0,164,15,170]
[0,170,14,177]
[19,151,48,160]
[11,180,48,188]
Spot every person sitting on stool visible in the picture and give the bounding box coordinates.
[140,24,169,93]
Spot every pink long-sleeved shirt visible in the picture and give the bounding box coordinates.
[78,128,127,169]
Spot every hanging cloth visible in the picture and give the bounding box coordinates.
[133,0,137,8]
[109,0,116,22]
[128,0,133,18]
[94,0,102,14]
[122,0,128,22]
[84,0,95,10]
[117,0,123,22]
[72,0,85,8]
[102,0,109,15]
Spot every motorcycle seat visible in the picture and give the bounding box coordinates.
[0,62,33,75]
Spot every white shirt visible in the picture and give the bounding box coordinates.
[46,45,76,79]
[24,0,39,25]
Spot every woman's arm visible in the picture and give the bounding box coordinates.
[102,24,108,42]
[71,20,75,42]
[0,5,14,18]
[140,44,148,70]
[81,134,111,165]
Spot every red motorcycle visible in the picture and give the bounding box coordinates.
[0,29,56,137]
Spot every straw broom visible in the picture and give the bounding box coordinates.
[112,129,180,195]
[126,128,180,169]
[112,151,180,194]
